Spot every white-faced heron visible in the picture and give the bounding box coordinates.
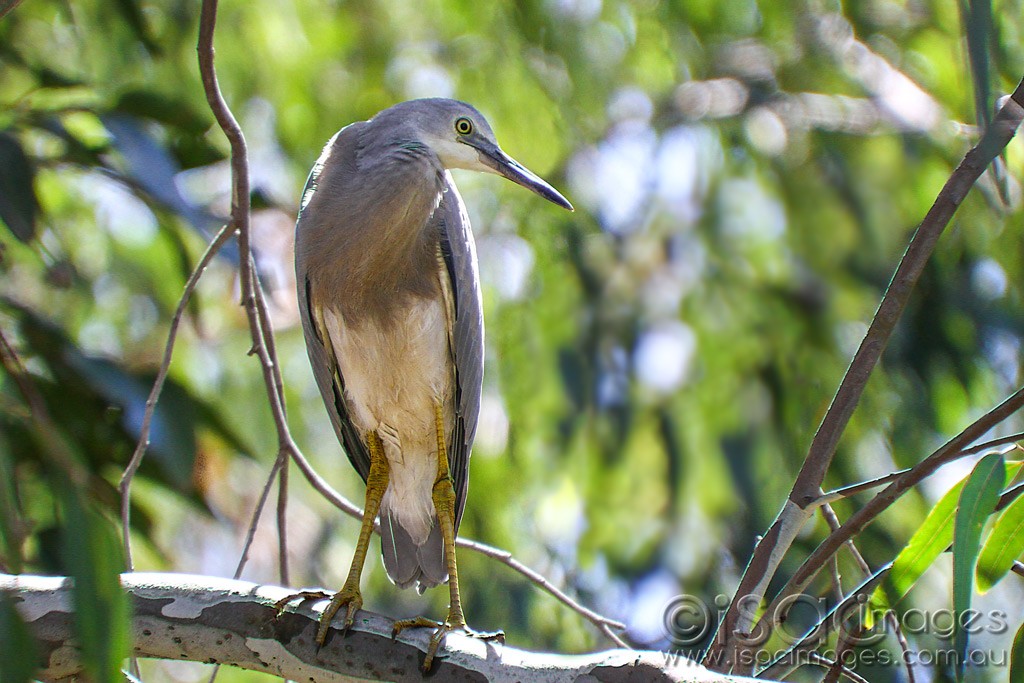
[287,98,572,669]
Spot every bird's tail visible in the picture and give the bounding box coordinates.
[380,511,448,594]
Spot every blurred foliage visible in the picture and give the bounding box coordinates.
[2,1,1024,682]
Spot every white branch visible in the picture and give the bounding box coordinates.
[1,572,769,682]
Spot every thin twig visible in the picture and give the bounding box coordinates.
[961,432,1024,456]
[285,442,628,637]
[998,480,1024,511]
[246,259,292,585]
[456,536,629,635]
[249,255,287,419]
[819,504,916,683]
[815,470,910,507]
[812,436,1022,509]
[759,564,891,680]
[887,610,918,683]
[761,384,1024,633]
[276,458,290,586]
[706,79,1024,672]
[232,455,285,580]
[119,223,234,570]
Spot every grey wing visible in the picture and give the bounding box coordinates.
[437,177,484,533]
[294,127,371,482]
[296,275,370,482]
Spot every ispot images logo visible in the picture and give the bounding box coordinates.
[660,593,1012,672]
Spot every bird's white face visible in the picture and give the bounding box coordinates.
[414,104,573,211]
[422,114,501,174]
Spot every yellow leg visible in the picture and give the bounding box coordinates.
[392,403,502,671]
[317,430,390,643]
[276,431,389,645]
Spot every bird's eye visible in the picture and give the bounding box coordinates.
[454,117,474,135]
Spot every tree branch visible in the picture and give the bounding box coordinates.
[1,572,762,683]
[704,77,1024,673]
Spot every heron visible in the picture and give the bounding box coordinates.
[287,98,573,669]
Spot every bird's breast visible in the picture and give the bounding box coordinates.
[322,297,454,541]
[323,297,453,432]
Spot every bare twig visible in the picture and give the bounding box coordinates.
[819,504,916,683]
[821,503,870,577]
[1000,481,1024,511]
[812,437,1021,509]
[815,470,910,507]
[887,610,918,683]
[118,223,234,570]
[276,459,290,586]
[761,384,1024,634]
[0,325,88,488]
[961,432,1024,456]
[705,78,1024,672]
[759,564,891,680]
[285,444,627,638]
[456,537,629,638]
[231,455,285,580]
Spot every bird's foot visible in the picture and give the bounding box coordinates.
[272,589,331,616]
[315,585,363,645]
[273,585,364,647]
[392,615,504,671]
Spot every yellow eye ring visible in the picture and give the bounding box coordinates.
[454,117,474,135]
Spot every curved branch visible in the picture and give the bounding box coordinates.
[705,78,1024,673]
[1,572,758,683]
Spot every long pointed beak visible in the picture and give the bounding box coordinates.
[475,143,574,211]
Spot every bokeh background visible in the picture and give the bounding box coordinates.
[3,1,1024,681]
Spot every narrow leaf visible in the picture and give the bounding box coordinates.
[61,485,130,683]
[0,591,39,683]
[976,492,1024,592]
[869,477,967,617]
[0,132,39,243]
[1011,620,1024,683]
[869,460,1022,617]
[952,452,1005,681]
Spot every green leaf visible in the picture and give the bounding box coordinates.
[952,452,1005,681]
[114,90,211,135]
[0,131,39,243]
[869,477,967,619]
[976,492,1024,592]
[61,486,129,683]
[111,0,160,55]
[960,0,993,130]
[0,591,39,683]
[868,460,1022,620]
[0,438,25,573]
[1011,620,1024,683]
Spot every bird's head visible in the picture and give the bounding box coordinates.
[382,98,574,211]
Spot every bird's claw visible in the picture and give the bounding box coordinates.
[392,616,504,671]
[315,585,363,645]
[272,586,363,648]
[272,589,331,618]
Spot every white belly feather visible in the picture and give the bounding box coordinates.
[322,300,453,545]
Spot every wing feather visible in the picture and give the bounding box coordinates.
[435,174,484,533]
[295,123,371,482]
